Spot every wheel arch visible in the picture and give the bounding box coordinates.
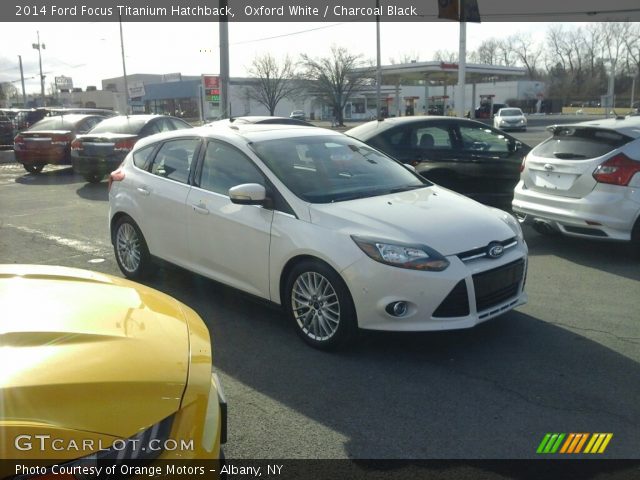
[278,254,347,307]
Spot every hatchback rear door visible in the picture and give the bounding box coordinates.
[522,126,634,198]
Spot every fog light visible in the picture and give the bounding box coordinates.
[386,301,408,317]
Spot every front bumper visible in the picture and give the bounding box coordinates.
[341,242,528,331]
[512,180,640,241]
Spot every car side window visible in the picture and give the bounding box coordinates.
[458,125,509,154]
[414,126,452,150]
[132,145,156,170]
[169,118,191,130]
[199,141,264,196]
[156,118,177,132]
[150,138,200,184]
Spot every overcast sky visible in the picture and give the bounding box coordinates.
[0,21,562,94]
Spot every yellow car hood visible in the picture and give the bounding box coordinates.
[1,265,191,440]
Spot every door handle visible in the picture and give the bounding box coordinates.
[192,204,209,215]
[136,186,150,196]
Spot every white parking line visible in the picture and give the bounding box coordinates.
[6,224,110,254]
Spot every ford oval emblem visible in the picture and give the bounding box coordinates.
[487,243,504,259]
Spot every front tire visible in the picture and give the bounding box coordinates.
[113,216,153,279]
[285,260,357,350]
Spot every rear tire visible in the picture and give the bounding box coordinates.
[84,173,104,184]
[113,216,153,279]
[284,260,357,350]
[24,164,44,174]
[631,218,640,258]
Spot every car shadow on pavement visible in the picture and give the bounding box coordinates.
[76,181,108,201]
[523,226,639,281]
[141,262,640,461]
[14,166,79,186]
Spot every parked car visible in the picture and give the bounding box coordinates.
[109,124,528,350]
[346,117,531,209]
[0,113,13,147]
[206,116,313,127]
[493,107,527,131]
[290,110,306,121]
[513,117,640,248]
[71,114,192,183]
[0,264,226,469]
[475,103,507,119]
[13,114,107,174]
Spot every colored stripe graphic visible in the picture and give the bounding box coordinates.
[538,433,613,454]
[584,433,613,454]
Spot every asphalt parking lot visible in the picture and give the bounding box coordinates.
[1,120,638,462]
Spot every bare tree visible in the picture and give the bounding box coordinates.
[508,34,542,78]
[433,50,457,63]
[243,54,300,116]
[469,38,500,65]
[389,52,421,64]
[299,46,372,126]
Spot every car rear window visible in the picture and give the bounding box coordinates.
[89,117,148,134]
[500,109,522,116]
[29,117,79,131]
[533,127,633,160]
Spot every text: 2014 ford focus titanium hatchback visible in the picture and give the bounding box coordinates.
[109,124,528,349]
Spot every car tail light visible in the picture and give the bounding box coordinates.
[108,165,126,192]
[592,153,640,186]
[13,134,25,149]
[114,138,136,152]
[520,155,526,173]
[70,138,83,151]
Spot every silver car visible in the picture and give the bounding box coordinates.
[513,117,640,248]
[493,108,527,132]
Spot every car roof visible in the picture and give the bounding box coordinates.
[345,116,488,138]
[134,123,337,150]
[549,116,640,139]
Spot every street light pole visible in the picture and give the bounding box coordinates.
[375,0,382,120]
[18,55,27,106]
[118,15,130,115]
[32,31,46,106]
[606,60,615,118]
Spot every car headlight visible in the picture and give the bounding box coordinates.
[15,416,175,479]
[499,212,524,241]
[351,236,449,271]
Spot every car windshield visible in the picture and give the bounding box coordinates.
[251,135,429,203]
[500,109,522,116]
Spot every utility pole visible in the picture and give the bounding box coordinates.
[32,31,46,106]
[375,0,382,120]
[219,0,230,119]
[18,55,27,106]
[119,15,130,115]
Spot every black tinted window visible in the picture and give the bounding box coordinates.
[199,141,264,195]
[533,127,632,160]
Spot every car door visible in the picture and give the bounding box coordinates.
[451,122,523,205]
[136,137,201,266]
[186,139,274,299]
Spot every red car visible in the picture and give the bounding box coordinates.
[13,114,106,174]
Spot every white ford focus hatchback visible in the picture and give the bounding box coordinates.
[108,124,528,349]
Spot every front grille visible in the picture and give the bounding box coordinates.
[433,280,470,317]
[457,237,518,262]
[473,259,525,312]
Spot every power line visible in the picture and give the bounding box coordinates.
[230,23,346,46]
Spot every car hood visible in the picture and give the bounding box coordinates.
[0,265,190,441]
[309,186,516,256]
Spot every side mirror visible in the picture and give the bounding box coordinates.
[229,183,268,206]
[404,163,417,173]
[509,140,522,153]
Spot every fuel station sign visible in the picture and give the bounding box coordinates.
[203,75,220,105]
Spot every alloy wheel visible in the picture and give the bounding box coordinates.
[291,271,341,341]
